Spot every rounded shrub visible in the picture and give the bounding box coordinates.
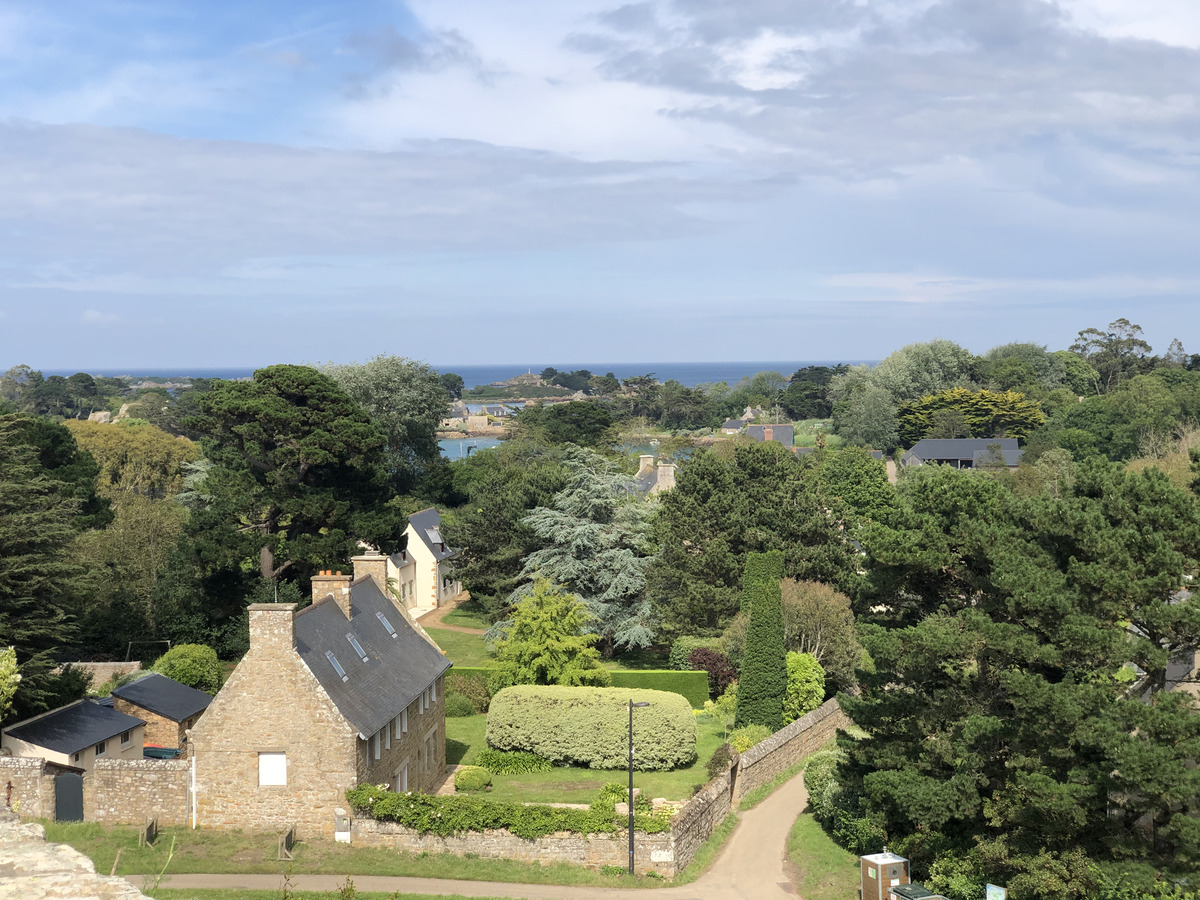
[688,647,737,699]
[728,723,771,753]
[706,742,738,780]
[783,652,825,722]
[446,670,491,713]
[453,766,493,793]
[444,692,477,718]
[486,685,698,771]
[152,643,222,694]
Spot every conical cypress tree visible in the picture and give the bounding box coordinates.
[735,551,786,730]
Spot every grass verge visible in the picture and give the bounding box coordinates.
[152,892,512,900]
[423,628,494,667]
[785,813,860,900]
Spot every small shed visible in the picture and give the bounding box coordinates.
[861,850,910,900]
[111,672,213,750]
[1,700,145,771]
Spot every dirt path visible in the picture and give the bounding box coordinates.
[131,771,810,900]
[417,594,486,634]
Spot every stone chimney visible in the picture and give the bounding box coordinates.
[248,603,297,655]
[352,553,389,595]
[638,454,655,476]
[655,461,676,493]
[312,570,353,619]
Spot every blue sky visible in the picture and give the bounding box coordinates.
[2,0,1199,368]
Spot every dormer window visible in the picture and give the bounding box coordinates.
[346,633,368,661]
[326,650,348,681]
[376,611,397,638]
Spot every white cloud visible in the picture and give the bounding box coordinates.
[81,308,118,324]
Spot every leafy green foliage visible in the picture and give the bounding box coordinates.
[487,577,610,693]
[515,401,614,447]
[0,647,20,721]
[152,643,222,694]
[668,636,723,670]
[453,765,493,792]
[444,692,477,717]
[814,447,897,522]
[475,748,554,776]
[607,670,710,709]
[346,782,671,838]
[735,553,786,730]
[648,443,861,636]
[727,724,770,753]
[445,669,491,713]
[782,652,824,722]
[706,743,736,779]
[518,447,657,653]
[896,387,1046,445]
[485,685,697,770]
[686,649,736,700]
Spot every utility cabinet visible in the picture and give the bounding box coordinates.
[860,850,910,900]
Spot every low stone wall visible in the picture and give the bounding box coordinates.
[85,759,190,826]
[352,818,677,876]
[0,757,56,820]
[669,768,732,873]
[732,698,848,805]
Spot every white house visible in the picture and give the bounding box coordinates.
[356,508,462,615]
[1,700,145,772]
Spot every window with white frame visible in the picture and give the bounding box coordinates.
[120,730,131,746]
[396,760,409,792]
[430,679,437,703]
[385,723,391,750]
[258,751,287,786]
[402,709,409,734]
[373,731,381,760]
[95,740,106,757]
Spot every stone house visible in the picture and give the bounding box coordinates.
[190,567,451,836]
[1,700,145,772]
[634,454,677,495]
[745,424,794,448]
[110,673,213,752]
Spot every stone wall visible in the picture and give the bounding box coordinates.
[56,661,142,687]
[732,698,848,805]
[0,757,56,820]
[668,768,733,873]
[85,759,189,826]
[111,698,186,750]
[352,818,677,877]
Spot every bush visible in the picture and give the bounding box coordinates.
[803,749,885,855]
[152,643,222,694]
[454,766,493,793]
[607,670,709,709]
[668,636,722,670]
[347,783,671,838]
[486,685,697,770]
[728,724,771,753]
[446,669,491,713]
[706,743,737,780]
[688,648,737,699]
[444,692,477,718]
[783,652,825,722]
[476,748,553,776]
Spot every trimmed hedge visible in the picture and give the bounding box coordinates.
[607,670,709,709]
[668,637,722,670]
[347,782,670,839]
[444,692,477,717]
[454,766,493,793]
[735,552,786,730]
[486,685,698,771]
[476,748,553,776]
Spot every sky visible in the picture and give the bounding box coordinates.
[1,0,1199,368]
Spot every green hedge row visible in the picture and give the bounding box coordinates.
[607,670,709,709]
[667,637,723,671]
[476,748,553,775]
[346,783,670,839]
[486,685,697,771]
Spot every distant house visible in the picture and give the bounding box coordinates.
[634,454,677,495]
[902,438,1023,469]
[111,673,213,752]
[746,424,794,448]
[2,700,145,772]
[190,566,452,835]
[719,419,745,435]
[357,508,463,615]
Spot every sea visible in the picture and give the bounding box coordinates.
[49,361,871,390]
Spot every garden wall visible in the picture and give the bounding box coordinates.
[0,756,189,825]
[0,756,57,819]
[352,818,678,876]
[731,698,848,805]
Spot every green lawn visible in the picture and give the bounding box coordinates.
[440,601,490,631]
[444,712,725,803]
[424,628,495,667]
[792,419,844,449]
[786,812,860,900]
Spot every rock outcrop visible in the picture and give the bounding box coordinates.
[0,810,149,899]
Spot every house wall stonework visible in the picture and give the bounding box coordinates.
[0,757,56,820]
[357,679,445,794]
[111,698,201,750]
[84,759,189,826]
[190,604,360,838]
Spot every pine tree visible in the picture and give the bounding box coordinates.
[0,414,85,721]
[735,551,786,730]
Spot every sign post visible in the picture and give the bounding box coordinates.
[986,885,1008,900]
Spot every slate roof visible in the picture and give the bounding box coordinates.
[407,508,458,562]
[295,576,452,738]
[720,419,744,431]
[111,672,213,723]
[746,424,795,447]
[906,438,1023,466]
[3,700,144,755]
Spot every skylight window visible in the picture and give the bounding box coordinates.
[346,633,368,661]
[376,611,398,638]
[326,650,348,681]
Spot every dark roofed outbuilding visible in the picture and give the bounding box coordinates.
[111,673,212,723]
[903,438,1023,469]
[2,700,145,769]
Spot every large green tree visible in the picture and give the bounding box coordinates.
[320,355,449,495]
[897,388,1046,446]
[648,442,861,637]
[519,447,657,654]
[187,364,407,582]
[735,551,787,730]
[0,415,89,720]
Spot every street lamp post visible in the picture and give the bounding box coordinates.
[628,699,650,875]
